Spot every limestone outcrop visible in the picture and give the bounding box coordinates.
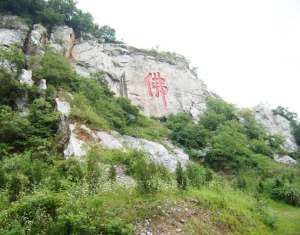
[49,26,75,58]
[0,15,29,47]
[71,41,210,118]
[254,104,298,152]
[63,123,189,172]
[274,154,297,165]
[26,24,47,57]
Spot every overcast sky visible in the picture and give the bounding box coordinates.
[77,0,300,114]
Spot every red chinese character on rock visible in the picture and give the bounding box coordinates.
[144,72,168,108]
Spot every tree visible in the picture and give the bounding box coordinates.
[69,10,94,37]
[208,120,252,169]
[166,113,207,150]
[95,25,116,42]
[47,0,76,24]
[200,98,237,131]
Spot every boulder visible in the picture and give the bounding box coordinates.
[0,15,29,47]
[49,26,75,58]
[38,79,47,90]
[121,136,189,172]
[64,123,189,171]
[19,69,33,86]
[64,124,87,159]
[274,155,297,165]
[55,98,71,117]
[26,24,47,56]
[71,41,211,118]
[254,104,298,152]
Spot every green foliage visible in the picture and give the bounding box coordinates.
[0,70,25,106]
[134,157,160,194]
[186,163,212,188]
[200,98,237,131]
[0,45,25,72]
[176,162,187,190]
[273,106,298,122]
[94,25,116,42]
[0,96,58,153]
[273,106,300,146]
[108,165,117,182]
[166,113,207,149]
[0,105,31,152]
[0,0,117,40]
[271,184,300,206]
[292,122,300,146]
[33,51,73,87]
[85,149,102,194]
[208,120,252,169]
[69,74,168,141]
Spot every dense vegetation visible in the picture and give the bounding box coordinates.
[0,7,300,235]
[0,0,116,41]
[165,99,300,207]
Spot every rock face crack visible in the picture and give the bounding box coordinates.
[119,72,128,97]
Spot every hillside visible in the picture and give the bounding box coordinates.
[0,1,300,235]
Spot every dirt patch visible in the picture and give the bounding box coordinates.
[135,201,225,235]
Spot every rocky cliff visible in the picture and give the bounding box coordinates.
[254,104,298,152]
[0,15,210,119]
[0,14,298,163]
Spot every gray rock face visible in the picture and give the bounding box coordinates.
[55,98,71,117]
[254,104,298,152]
[71,41,211,118]
[0,15,29,47]
[19,69,33,86]
[0,59,17,73]
[26,24,47,56]
[49,26,75,58]
[274,155,297,165]
[64,123,87,159]
[121,136,189,172]
[38,79,47,90]
[64,123,189,171]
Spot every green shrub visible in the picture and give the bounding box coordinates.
[186,163,211,188]
[108,165,117,182]
[166,112,207,149]
[200,98,237,131]
[56,157,84,183]
[8,174,29,202]
[70,75,168,140]
[33,51,74,87]
[134,157,160,194]
[94,25,116,42]
[85,149,103,194]
[0,45,25,72]
[28,98,59,137]
[0,193,62,233]
[0,105,31,151]
[271,183,300,206]
[176,162,187,190]
[0,0,116,41]
[70,93,110,130]
[208,120,252,169]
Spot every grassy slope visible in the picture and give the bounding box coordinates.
[269,201,300,235]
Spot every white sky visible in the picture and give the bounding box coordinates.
[77,0,300,114]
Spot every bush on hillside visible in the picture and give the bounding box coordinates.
[33,51,74,87]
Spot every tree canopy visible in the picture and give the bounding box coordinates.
[0,0,116,41]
